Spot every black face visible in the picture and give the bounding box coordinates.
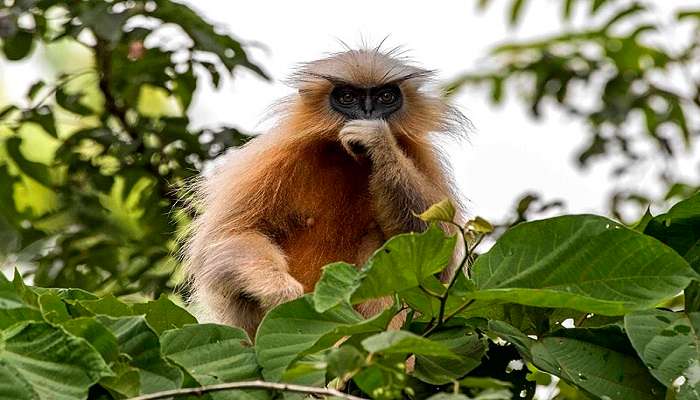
[330,84,403,120]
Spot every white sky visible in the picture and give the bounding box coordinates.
[180,0,699,222]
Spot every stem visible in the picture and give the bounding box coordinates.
[423,224,471,337]
[423,223,485,337]
[127,380,368,400]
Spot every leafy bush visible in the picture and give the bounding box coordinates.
[0,0,264,295]
[1,194,698,400]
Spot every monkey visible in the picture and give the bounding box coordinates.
[184,47,467,337]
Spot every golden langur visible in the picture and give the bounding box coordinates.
[185,48,466,336]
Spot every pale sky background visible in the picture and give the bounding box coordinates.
[178,0,699,222]
[1,1,698,223]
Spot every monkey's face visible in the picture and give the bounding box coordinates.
[329,84,403,120]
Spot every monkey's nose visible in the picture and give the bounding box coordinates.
[363,97,374,118]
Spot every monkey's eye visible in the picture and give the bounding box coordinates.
[337,91,357,106]
[377,90,398,104]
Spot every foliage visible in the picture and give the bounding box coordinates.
[1,193,699,400]
[0,0,265,295]
[453,0,700,221]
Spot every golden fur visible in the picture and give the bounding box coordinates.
[184,48,466,337]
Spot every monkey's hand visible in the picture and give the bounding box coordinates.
[255,272,305,310]
[339,119,396,160]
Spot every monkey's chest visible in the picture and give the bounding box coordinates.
[278,153,376,292]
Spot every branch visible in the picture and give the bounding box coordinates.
[127,380,368,400]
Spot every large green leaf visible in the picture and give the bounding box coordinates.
[99,316,182,394]
[468,215,697,314]
[255,295,363,381]
[625,310,700,393]
[0,322,112,400]
[162,324,267,400]
[0,273,42,329]
[351,225,456,303]
[532,326,665,400]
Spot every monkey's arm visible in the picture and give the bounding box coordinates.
[339,120,444,237]
[190,231,304,313]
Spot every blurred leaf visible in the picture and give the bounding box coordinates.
[509,0,526,26]
[56,87,93,116]
[1,29,33,60]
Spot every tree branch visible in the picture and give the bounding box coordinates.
[127,380,368,400]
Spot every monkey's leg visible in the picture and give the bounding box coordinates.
[190,231,303,336]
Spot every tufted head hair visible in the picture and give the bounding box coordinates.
[275,47,468,141]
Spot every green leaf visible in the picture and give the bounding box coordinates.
[5,137,52,187]
[255,295,363,381]
[99,316,183,394]
[465,216,494,234]
[56,87,93,116]
[351,225,456,303]
[79,295,133,317]
[37,292,71,323]
[60,317,120,364]
[0,322,112,400]
[22,106,58,137]
[532,326,665,400]
[131,295,197,335]
[78,3,130,44]
[362,330,458,358]
[563,0,576,20]
[0,272,42,329]
[2,29,33,60]
[162,324,267,400]
[509,0,526,26]
[487,320,535,361]
[327,345,366,381]
[468,215,697,315]
[353,357,408,400]
[644,192,700,270]
[625,310,700,391]
[313,262,360,313]
[414,327,487,384]
[26,81,45,101]
[417,198,456,223]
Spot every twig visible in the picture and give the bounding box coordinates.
[127,380,368,400]
[423,223,483,337]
